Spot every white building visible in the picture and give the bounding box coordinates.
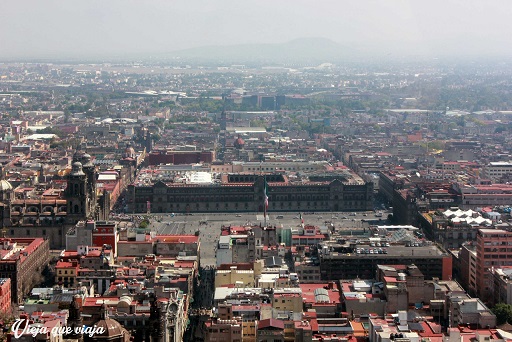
[483,162,512,182]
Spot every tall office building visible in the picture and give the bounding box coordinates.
[476,228,512,302]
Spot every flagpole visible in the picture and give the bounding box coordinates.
[264,176,267,227]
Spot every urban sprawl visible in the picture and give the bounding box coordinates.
[0,61,511,341]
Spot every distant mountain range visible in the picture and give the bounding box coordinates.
[163,37,358,65]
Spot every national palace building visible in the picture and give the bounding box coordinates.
[126,165,374,213]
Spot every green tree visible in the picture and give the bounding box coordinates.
[492,303,512,325]
[36,126,66,138]
[495,126,507,134]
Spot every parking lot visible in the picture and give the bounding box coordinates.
[142,210,390,266]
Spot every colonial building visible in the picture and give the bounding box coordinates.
[0,237,50,303]
[127,171,373,213]
[4,145,105,248]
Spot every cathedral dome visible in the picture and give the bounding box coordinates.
[93,318,124,337]
[88,304,131,341]
[123,144,136,159]
[82,153,94,168]
[71,162,85,176]
[0,180,12,192]
[73,147,86,163]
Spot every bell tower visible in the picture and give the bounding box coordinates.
[81,153,97,218]
[65,162,88,223]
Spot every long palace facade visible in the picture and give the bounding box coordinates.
[127,173,373,213]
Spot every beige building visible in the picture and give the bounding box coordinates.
[490,267,512,306]
[377,264,425,313]
[272,289,303,315]
[483,162,512,182]
[215,266,255,288]
[448,294,496,328]
[216,304,257,342]
[55,260,79,287]
[295,262,321,283]
[205,319,243,342]
[117,234,199,258]
[459,242,478,296]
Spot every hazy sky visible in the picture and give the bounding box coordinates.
[1,0,512,60]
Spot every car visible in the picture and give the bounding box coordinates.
[363,213,367,216]
[369,249,374,254]
[341,216,348,219]
[293,216,299,219]
[236,214,242,217]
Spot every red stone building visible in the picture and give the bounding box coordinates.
[0,237,50,303]
[92,221,119,255]
[0,278,11,314]
[147,150,215,166]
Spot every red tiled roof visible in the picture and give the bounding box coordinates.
[300,283,341,304]
[152,235,198,243]
[56,261,77,268]
[258,318,284,330]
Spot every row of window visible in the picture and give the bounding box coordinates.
[0,264,15,270]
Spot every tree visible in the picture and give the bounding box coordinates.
[492,303,512,325]
[0,307,16,342]
[495,126,507,134]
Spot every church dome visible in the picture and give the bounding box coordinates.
[0,180,12,192]
[71,162,85,176]
[87,304,131,341]
[73,149,86,163]
[82,153,94,168]
[93,318,124,338]
[123,144,135,159]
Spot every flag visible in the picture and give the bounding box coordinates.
[264,181,269,210]
[300,212,303,224]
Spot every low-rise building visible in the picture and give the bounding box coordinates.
[340,279,386,317]
[318,238,452,281]
[215,266,255,288]
[55,260,79,287]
